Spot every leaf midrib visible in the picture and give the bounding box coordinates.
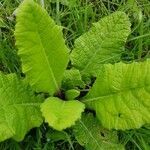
[32,7,59,93]
[36,29,59,90]
[82,84,150,102]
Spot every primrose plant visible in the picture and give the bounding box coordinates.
[0,0,150,149]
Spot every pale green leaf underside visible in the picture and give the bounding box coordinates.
[71,11,131,76]
[15,0,69,95]
[41,97,85,131]
[0,73,42,142]
[74,114,124,150]
[83,60,150,130]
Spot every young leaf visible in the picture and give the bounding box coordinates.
[74,114,124,150]
[71,11,131,76]
[65,89,80,100]
[15,0,69,95]
[62,69,85,90]
[82,60,150,130]
[0,73,43,142]
[41,97,85,131]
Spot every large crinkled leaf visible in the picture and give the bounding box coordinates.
[41,97,85,131]
[62,69,85,90]
[82,60,150,130]
[71,11,131,76]
[0,73,43,142]
[74,113,124,150]
[15,0,69,95]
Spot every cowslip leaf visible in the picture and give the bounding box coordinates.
[41,97,85,131]
[15,0,69,95]
[65,89,80,100]
[82,60,150,130]
[62,69,85,90]
[0,73,43,142]
[71,11,131,76]
[74,114,124,150]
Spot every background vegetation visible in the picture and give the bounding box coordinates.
[0,0,150,149]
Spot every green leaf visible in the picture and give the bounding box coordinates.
[15,0,69,95]
[41,97,85,131]
[46,129,74,149]
[62,69,85,90]
[46,129,68,142]
[0,73,43,142]
[65,89,80,100]
[82,60,150,130]
[74,113,124,150]
[71,11,131,76]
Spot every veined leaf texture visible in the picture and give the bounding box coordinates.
[83,60,150,129]
[15,0,69,95]
[0,73,42,142]
[71,11,131,77]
